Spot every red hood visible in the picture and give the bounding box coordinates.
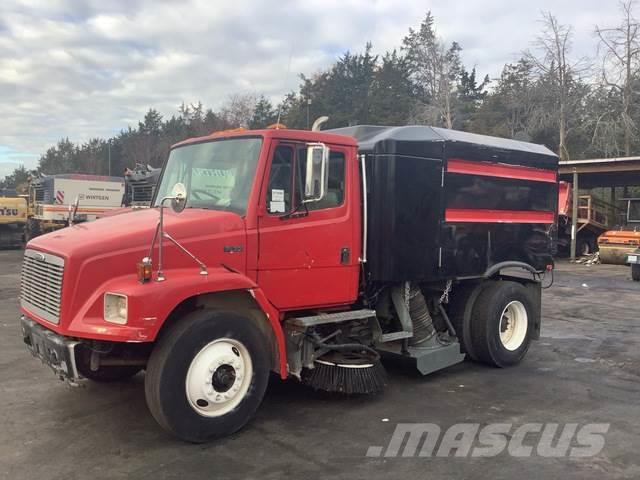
[26,208,247,327]
[28,207,244,260]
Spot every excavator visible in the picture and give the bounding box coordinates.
[0,189,27,248]
[597,198,640,265]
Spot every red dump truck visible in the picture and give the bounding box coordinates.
[19,125,558,442]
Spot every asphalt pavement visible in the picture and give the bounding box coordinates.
[1,249,639,479]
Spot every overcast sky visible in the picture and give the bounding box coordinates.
[0,0,623,178]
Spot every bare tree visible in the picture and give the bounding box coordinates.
[402,13,462,129]
[525,12,588,161]
[596,0,640,156]
[220,94,258,128]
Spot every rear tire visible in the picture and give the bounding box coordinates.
[576,236,594,256]
[145,309,271,443]
[632,264,640,282]
[448,282,493,361]
[470,281,534,367]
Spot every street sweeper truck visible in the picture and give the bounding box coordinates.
[19,124,558,442]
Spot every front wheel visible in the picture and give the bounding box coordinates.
[144,310,271,443]
[470,281,535,367]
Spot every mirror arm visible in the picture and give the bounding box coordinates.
[163,232,208,275]
[156,196,173,281]
[153,194,207,281]
[147,220,161,261]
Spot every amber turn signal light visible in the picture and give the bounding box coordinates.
[137,258,152,283]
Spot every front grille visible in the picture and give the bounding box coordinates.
[131,184,155,203]
[34,186,45,202]
[20,249,65,324]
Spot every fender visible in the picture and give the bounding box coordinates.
[483,261,544,278]
[42,267,287,376]
[248,287,288,378]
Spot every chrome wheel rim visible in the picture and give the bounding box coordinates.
[185,338,252,417]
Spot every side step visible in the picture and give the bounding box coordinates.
[286,309,376,328]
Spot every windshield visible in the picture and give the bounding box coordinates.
[154,137,262,215]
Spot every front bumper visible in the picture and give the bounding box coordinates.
[21,316,81,381]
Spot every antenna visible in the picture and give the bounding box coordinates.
[275,46,294,129]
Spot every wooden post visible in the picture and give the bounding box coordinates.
[610,187,616,227]
[570,169,579,261]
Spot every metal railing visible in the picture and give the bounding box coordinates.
[577,195,623,230]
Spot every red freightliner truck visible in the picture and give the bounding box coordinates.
[19,125,558,442]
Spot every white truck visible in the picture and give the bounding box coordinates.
[26,174,125,239]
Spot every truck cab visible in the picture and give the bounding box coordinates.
[20,126,558,442]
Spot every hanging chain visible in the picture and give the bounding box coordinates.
[439,279,453,305]
[404,281,411,311]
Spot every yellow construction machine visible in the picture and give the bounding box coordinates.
[598,198,640,264]
[0,190,27,248]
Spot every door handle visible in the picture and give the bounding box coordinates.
[340,247,350,265]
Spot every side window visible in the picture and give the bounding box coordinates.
[296,148,345,211]
[266,145,293,214]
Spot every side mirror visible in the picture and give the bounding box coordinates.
[170,183,187,213]
[303,143,329,203]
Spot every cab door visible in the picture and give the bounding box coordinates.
[256,141,359,310]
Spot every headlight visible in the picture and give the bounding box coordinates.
[104,293,128,324]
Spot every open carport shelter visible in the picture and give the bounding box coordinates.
[558,156,640,258]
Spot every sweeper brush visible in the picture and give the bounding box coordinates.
[302,350,386,394]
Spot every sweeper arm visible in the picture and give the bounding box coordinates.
[283,276,542,393]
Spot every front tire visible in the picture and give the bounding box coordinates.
[145,310,271,443]
[470,281,534,367]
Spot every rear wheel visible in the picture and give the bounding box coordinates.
[145,309,271,443]
[470,281,534,367]
[576,236,595,256]
[632,264,640,282]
